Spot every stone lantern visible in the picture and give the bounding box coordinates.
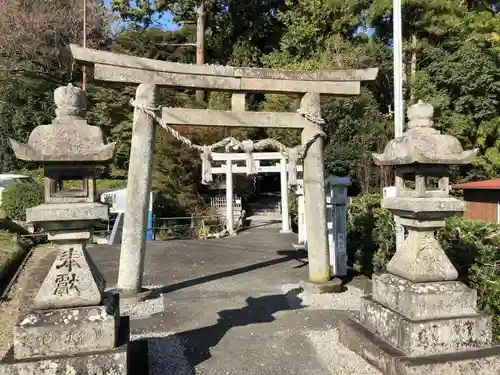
[373,101,478,283]
[339,101,500,374]
[0,84,128,374]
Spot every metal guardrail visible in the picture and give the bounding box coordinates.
[95,215,227,241]
[19,213,246,242]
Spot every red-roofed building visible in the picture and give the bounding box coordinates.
[453,179,500,223]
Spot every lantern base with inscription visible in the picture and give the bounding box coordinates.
[14,293,120,360]
[0,292,129,375]
[0,214,132,374]
[339,316,500,375]
[0,344,128,375]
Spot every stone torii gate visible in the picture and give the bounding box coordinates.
[70,44,378,296]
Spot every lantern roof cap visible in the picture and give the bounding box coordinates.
[9,84,115,163]
[372,101,477,166]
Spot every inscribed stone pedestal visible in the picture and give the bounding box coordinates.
[14,295,118,359]
[339,101,500,375]
[0,347,128,375]
[33,244,106,309]
[371,273,477,320]
[384,216,459,282]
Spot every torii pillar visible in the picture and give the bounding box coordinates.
[69,43,378,296]
[300,94,331,285]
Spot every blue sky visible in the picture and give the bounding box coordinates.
[103,0,180,30]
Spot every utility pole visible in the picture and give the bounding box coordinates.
[159,2,206,102]
[393,0,405,252]
[410,34,417,104]
[82,0,87,92]
[392,0,405,251]
[195,1,205,102]
[393,0,404,138]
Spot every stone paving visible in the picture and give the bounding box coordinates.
[2,225,381,375]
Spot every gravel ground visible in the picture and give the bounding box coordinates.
[105,284,166,319]
[0,244,57,358]
[130,331,194,375]
[307,329,382,375]
[281,282,381,375]
[0,239,378,375]
[125,282,374,375]
[281,283,365,311]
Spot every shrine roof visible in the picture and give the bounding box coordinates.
[452,178,500,190]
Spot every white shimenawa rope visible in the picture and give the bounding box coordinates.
[130,99,326,186]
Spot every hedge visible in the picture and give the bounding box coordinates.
[347,193,500,341]
[1,182,44,221]
[11,169,127,191]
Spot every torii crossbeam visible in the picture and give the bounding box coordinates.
[70,44,378,295]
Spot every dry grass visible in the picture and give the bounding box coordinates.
[0,231,22,275]
[0,243,57,357]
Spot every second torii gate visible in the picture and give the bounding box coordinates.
[209,151,304,235]
[70,44,378,296]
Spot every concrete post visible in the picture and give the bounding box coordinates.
[117,83,157,295]
[279,158,292,233]
[326,176,351,277]
[302,123,330,283]
[226,157,234,235]
[108,212,124,245]
[298,196,306,242]
[146,192,154,241]
[292,178,306,250]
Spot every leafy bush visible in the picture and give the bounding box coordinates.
[439,217,500,340]
[347,194,500,341]
[1,182,44,221]
[97,179,127,190]
[0,230,34,274]
[11,169,127,191]
[0,230,21,268]
[347,194,395,275]
[58,178,126,191]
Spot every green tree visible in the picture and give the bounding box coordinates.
[0,77,56,172]
[86,26,198,177]
[0,0,110,82]
[111,0,288,65]
[368,0,500,180]
[0,0,110,173]
[260,0,394,192]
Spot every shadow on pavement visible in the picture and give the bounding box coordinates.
[178,288,304,367]
[153,250,308,295]
[130,288,304,374]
